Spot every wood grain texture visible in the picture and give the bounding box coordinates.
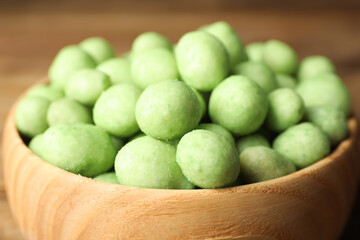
[2,88,360,239]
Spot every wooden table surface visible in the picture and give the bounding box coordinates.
[1,2,360,239]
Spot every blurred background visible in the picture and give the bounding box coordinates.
[0,0,360,239]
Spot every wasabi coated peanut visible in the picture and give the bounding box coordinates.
[263,40,298,74]
[305,105,348,146]
[115,136,193,189]
[131,48,179,89]
[191,88,207,119]
[128,132,146,142]
[246,42,264,62]
[132,32,172,54]
[275,74,297,89]
[93,172,119,184]
[38,123,116,177]
[176,130,240,188]
[27,84,64,102]
[97,58,133,84]
[296,73,351,116]
[80,37,115,64]
[136,79,201,140]
[93,83,142,138]
[49,45,96,89]
[202,21,247,67]
[236,134,270,154]
[197,123,235,147]
[111,136,124,152]
[273,122,331,169]
[175,31,229,91]
[65,69,111,106]
[209,75,268,136]
[232,61,278,94]
[28,134,44,156]
[47,98,92,126]
[16,96,50,137]
[266,88,305,132]
[298,56,335,81]
[239,146,296,183]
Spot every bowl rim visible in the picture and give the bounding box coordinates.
[4,78,358,194]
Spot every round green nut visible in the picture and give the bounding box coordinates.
[115,136,193,189]
[273,122,330,169]
[128,132,146,142]
[191,88,207,119]
[239,146,296,183]
[202,21,247,67]
[236,134,270,154]
[93,83,142,138]
[97,58,133,84]
[175,31,229,91]
[197,123,235,147]
[47,98,92,126]
[136,79,202,140]
[176,130,240,189]
[275,74,297,89]
[266,88,305,132]
[79,37,115,64]
[93,172,119,184]
[246,42,264,62]
[16,96,50,138]
[305,105,348,146]
[110,136,125,153]
[39,123,116,177]
[28,134,44,156]
[263,40,298,74]
[209,75,269,136]
[27,84,64,102]
[65,69,111,106]
[131,48,179,89]
[296,73,351,116]
[298,55,335,81]
[232,61,278,94]
[132,32,172,54]
[48,45,96,90]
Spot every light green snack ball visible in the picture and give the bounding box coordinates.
[191,88,207,118]
[236,134,270,154]
[49,45,96,90]
[266,88,305,132]
[132,32,172,54]
[27,84,64,102]
[28,134,44,156]
[47,98,92,126]
[115,136,191,189]
[209,75,268,136]
[246,42,264,62]
[93,83,142,138]
[298,56,335,81]
[275,74,297,89]
[232,61,278,94]
[131,48,179,89]
[175,31,229,91]
[65,69,111,106]
[239,146,296,183]
[263,40,298,74]
[305,105,348,146]
[273,122,331,169]
[110,136,125,153]
[16,96,50,138]
[176,130,240,189]
[97,58,133,84]
[136,79,201,140]
[93,172,119,184]
[296,73,351,116]
[197,123,235,147]
[39,123,116,177]
[128,132,145,142]
[79,37,115,64]
[202,21,247,67]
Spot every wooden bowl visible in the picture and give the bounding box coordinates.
[2,84,360,240]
